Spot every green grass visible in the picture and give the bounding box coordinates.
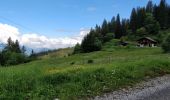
[0,44,170,99]
[38,47,74,59]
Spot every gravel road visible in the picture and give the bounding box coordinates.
[93,75,170,100]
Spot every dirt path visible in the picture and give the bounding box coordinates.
[93,75,170,100]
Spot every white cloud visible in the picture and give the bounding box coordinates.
[0,23,20,43]
[0,23,90,50]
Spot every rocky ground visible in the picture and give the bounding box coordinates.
[93,75,170,100]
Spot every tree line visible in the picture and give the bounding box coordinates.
[0,37,35,66]
[74,0,170,53]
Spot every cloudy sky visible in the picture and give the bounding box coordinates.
[0,0,168,50]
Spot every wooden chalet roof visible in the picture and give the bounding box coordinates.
[137,37,157,43]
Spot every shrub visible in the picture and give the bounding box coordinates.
[68,53,72,56]
[0,51,29,66]
[70,62,75,65]
[87,60,94,64]
[162,34,170,53]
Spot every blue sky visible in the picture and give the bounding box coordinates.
[0,0,169,50]
[0,0,166,37]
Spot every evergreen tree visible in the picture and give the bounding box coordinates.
[81,30,102,53]
[108,22,112,33]
[101,19,109,36]
[14,40,21,53]
[7,37,13,47]
[157,0,168,29]
[30,49,36,58]
[153,4,159,22]
[168,7,170,28]
[109,16,116,33]
[73,43,81,54]
[94,37,102,50]
[4,37,14,52]
[31,49,34,55]
[130,8,138,33]
[136,7,146,28]
[103,33,115,43]
[95,25,102,39]
[136,27,147,37]
[144,13,160,35]
[21,46,26,54]
[121,19,129,36]
[115,14,122,39]
[162,34,170,53]
[146,0,154,13]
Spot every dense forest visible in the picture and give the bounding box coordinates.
[74,0,170,53]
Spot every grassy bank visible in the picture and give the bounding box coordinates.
[0,47,170,100]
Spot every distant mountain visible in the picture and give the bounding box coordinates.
[0,43,6,50]
[25,46,50,55]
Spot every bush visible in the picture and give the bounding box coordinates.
[162,34,170,53]
[70,62,75,65]
[0,51,29,66]
[87,60,94,64]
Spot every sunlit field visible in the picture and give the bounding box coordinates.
[1,42,170,99]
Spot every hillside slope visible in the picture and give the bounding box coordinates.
[0,41,170,99]
[38,47,73,59]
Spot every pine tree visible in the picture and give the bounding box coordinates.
[14,40,21,53]
[162,34,170,53]
[167,7,170,28]
[136,27,147,37]
[157,0,168,29]
[146,0,154,13]
[7,37,12,44]
[109,16,116,33]
[21,46,26,54]
[4,37,14,52]
[130,8,138,33]
[73,43,81,54]
[31,49,34,55]
[121,19,129,36]
[101,19,109,36]
[144,13,160,35]
[136,7,146,28]
[81,30,102,53]
[95,25,102,39]
[153,4,159,22]
[115,14,122,39]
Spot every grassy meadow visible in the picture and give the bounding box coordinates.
[0,41,170,99]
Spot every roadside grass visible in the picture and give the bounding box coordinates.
[0,47,170,99]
